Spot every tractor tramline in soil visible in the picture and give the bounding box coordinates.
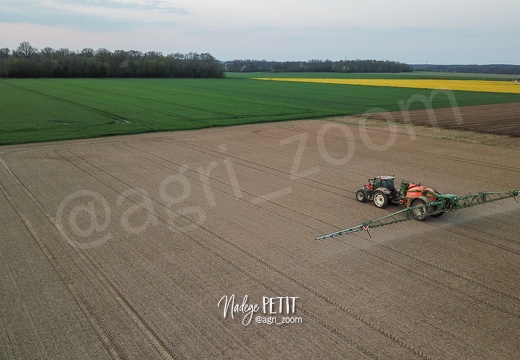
[316,176,518,240]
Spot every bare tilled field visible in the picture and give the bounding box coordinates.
[368,102,520,136]
[1,117,519,359]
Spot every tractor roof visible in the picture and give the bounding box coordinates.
[377,176,395,180]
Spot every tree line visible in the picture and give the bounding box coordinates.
[0,41,225,78]
[411,64,520,75]
[225,59,413,73]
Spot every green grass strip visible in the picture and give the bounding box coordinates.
[1,76,519,145]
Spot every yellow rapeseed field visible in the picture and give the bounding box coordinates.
[255,78,520,94]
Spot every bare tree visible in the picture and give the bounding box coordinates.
[0,48,9,58]
[16,41,37,58]
[81,48,95,58]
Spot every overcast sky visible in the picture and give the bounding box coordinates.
[1,0,519,64]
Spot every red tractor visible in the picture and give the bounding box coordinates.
[356,176,447,217]
[356,176,400,208]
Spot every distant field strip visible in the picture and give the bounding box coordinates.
[255,78,520,94]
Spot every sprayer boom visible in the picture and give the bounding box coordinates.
[316,189,518,241]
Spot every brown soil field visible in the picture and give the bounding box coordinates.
[366,102,520,137]
[1,115,519,359]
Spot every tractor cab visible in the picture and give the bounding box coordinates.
[373,176,395,192]
[366,176,395,192]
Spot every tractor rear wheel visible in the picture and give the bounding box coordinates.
[373,191,389,209]
[411,197,431,220]
[356,189,367,203]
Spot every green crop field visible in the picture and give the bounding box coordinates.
[2,73,520,145]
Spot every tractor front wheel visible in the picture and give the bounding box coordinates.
[356,189,367,203]
[373,191,389,209]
